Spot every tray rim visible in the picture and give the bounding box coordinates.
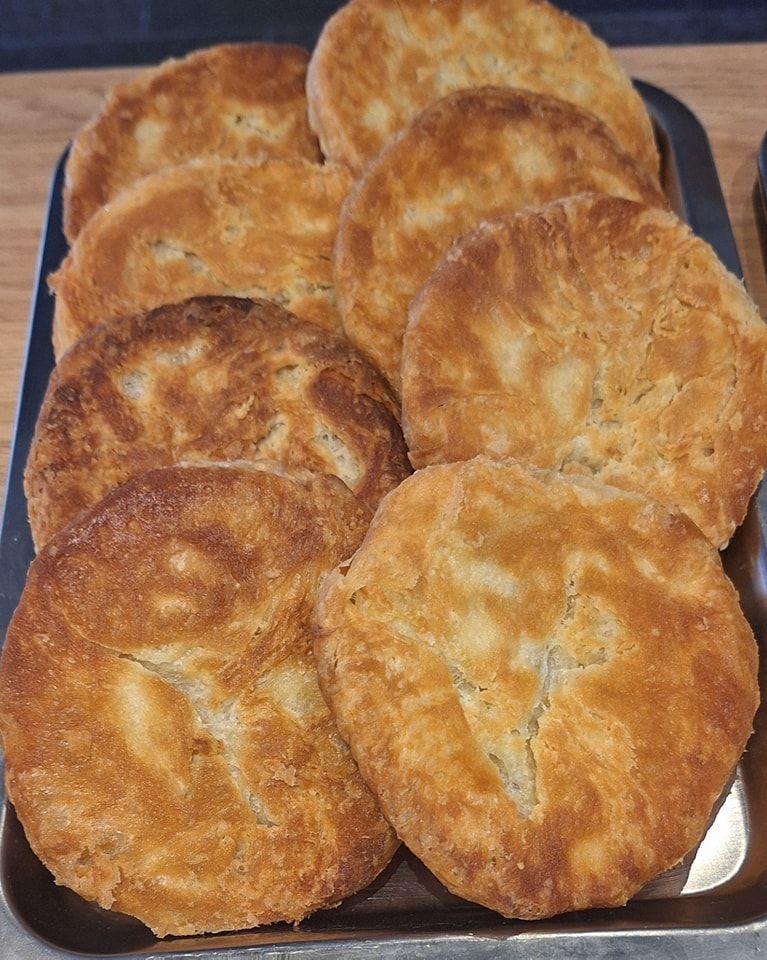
[0,80,764,960]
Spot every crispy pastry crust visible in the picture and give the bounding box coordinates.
[50,157,352,357]
[64,43,320,241]
[314,457,759,919]
[0,463,398,936]
[402,194,767,548]
[25,296,410,549]
[334,87,665,391]
[307,0,659,176]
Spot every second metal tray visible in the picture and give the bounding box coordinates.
[0,82,766,960]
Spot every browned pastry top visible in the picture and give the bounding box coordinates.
[50,157,352,357]
[0,462,398,937]
[64,43,320,241]
[308,0,658,175]
[26,296,410,549]
[315,457,758,919]
[402,194,767,548]
[334,86,665,391]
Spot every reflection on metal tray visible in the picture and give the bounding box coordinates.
[0,82,765,959]
[756,131,767,280]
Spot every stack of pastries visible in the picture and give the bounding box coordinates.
[1,0,765,939]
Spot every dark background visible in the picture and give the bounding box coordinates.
[3,0,767,73]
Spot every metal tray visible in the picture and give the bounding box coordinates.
[1,82,766,960]
[757,131,767,274]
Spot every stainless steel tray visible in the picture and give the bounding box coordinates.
[1,82,766,959]
[757,130,767,275]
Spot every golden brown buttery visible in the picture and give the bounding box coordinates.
[402,194,767,548]
[315,457,758,919]
[64,43,320,241]
[308,0,659,176]
[26,296,410,549]
[0,463,398,936]
[334,87,666,391]
[50,157,352,358]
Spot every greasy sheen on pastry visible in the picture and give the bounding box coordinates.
[0,463,398,937]
[334,87,665,391]
[307,0,658,176]
[64,43,321,242]
[314,457,758,920]
[26,297,409,550]
[50,157,352,358]
[402,194,767,548]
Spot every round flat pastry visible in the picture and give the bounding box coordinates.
[315,457,759,919]
[0,463,398,937]
[26,296,410,550]
[402,194,767,548]
[334,87,665,391]
[307,0,658,177]
[50,157,352,358]
[64,43,321,242]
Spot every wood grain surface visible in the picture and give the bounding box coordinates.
[0,43,766,488]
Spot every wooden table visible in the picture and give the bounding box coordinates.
[1,42,766,487]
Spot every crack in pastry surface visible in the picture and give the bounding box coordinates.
[0,463,398,936]
[314,457,759,920]
[115,650,278,827]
